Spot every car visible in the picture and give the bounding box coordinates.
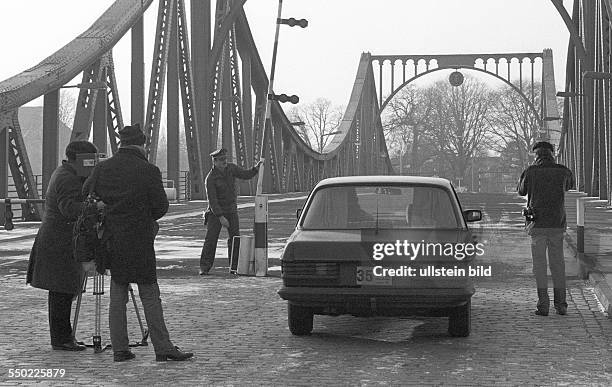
[278,176,483,337]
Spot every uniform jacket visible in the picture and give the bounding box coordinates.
[26,162,84,295]
[83,147,168,284]
[205,163,258,215]
[518,155,574,229]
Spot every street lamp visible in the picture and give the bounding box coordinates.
[583,71,612,80]
[254,0,308,277]
[556,91,584,98]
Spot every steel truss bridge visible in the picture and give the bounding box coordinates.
[0,0,610,222]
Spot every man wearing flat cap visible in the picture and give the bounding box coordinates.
[199,148,263,275]
[83,124,193,362]
[518,141,574,317]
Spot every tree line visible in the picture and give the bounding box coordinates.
[291,75,548,189]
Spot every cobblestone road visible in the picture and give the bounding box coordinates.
[1,194,611,386]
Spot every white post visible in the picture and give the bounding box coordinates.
[254,0,283,276]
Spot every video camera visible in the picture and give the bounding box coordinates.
[75,153,107,177]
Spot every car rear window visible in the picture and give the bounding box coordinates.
[301,184,460,230]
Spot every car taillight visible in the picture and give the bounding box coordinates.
[282,262,339,278]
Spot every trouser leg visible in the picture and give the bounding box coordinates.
[200,214,222,272]
[226,212,240,267]
[530,232,549,289]
[109,280,130,353]
[137,282,174,354]
[547,230,567,307]
[48,291,74,345]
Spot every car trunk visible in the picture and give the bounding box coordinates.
[281,229,478,288]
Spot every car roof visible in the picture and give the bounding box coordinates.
[315,175,454,190]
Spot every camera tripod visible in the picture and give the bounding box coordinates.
[72,273,149,353]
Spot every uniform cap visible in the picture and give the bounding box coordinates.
[210,148,227,158]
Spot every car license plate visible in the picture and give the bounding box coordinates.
[356,266,392,286]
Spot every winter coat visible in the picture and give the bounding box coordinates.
[83,147,168,284]
[26,162,85,295]
[518,155,574,229]
[205,163,258,215]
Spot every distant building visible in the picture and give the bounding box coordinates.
[17,106,72,176]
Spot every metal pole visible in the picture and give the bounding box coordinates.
[42,91,60,197]
[254,0,283,277]
[256,0,282,195]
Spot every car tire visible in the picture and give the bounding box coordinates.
[288,303,313,336]
[448,299,471,337]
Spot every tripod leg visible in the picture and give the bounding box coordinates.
[128,285,149,346]
[92,274,104,353]
[72,274,88,342]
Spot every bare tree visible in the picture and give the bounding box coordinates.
[289,98,343,153]
[486,82,541,170]
[382,85,434,174]
[59,90,77,128]
[424,77,494,182]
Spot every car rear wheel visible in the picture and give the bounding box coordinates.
[288,304,313,336]
[448,299,471,337]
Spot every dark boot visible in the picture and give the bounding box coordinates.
[554,288,568,315]
[155,346,194,362]
[535,288,549,316]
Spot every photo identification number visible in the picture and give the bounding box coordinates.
[8,368,66,378]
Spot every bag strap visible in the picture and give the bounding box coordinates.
[526,167,536,209]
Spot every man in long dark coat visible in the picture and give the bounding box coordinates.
[27,140,99,351]
[83,124,193,362]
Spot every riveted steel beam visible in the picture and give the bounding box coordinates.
[144,0,175,163]
[1,110,42,220]
[176,0,205,199]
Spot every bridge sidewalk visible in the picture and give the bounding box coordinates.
[564,191,612,317]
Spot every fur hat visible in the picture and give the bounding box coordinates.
[119,124,146,146]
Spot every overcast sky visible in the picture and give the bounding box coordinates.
[0,0,571,120]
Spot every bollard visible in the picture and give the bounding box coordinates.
[1,198,46,230]
[235,235,255,275]
[4,203,13,231]
[254,195,268,276]
[577,197,585,256]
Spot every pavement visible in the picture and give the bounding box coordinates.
[563,191,612,317]
[0,192,611,385]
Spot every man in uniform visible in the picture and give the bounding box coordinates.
[518,141,574,316]
[199,148,263,275]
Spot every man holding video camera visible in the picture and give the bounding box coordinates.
[27,140,99,351]
[84,124,193,362]
[518,141,574,316]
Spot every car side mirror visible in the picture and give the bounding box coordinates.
[296,209,302,219]
[463,209,482,222]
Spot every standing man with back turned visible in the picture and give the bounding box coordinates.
[518,141,574,316]
[199,148,262,275]
[85,124,193,362]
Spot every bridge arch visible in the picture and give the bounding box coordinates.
[379,65,542,126]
